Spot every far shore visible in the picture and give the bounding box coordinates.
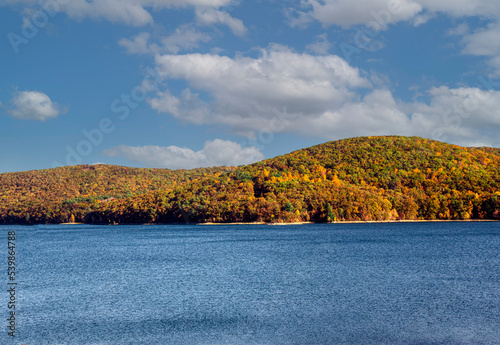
[198,219,499,225]
[36,219,499,226]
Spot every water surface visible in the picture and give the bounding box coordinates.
[1,222,499,344]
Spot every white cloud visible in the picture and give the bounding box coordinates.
[67,0,153,26]
[8,90,65,121]
[408,86,500,146]
[302,0,422,28]
[150,45,371,134]
[462,22,500,56]
[297,0,500,76]
[289,85,500,146]
[148,89,211,124]
[300,0,500,28]
[306,34,332,55]
[415,0,500,18]
[412,13,434,26]
[148,42,500,146]
[195,8,247,36]
[119,27,211,55]
[102,139,264,169]
[286,7,314,29]
[161,26,212,53]
[2,0,234,26]
[119,32,155,54]
[461,22,500,75]
[290,89,411,139]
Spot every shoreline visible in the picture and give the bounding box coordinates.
[197,219,499,225]
[332,219,500,224]
[199,221,314,226]
[3,219,497,226]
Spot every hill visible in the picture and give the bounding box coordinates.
[0,164,230,224]
[1,136,499,224]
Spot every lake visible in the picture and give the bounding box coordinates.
[1,222,499,344]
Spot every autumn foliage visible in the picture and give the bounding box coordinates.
[1,136,500,224]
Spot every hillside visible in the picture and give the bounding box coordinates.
[1,136,499,224]
[0,164,230,224]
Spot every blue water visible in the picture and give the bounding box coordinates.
[1,222,499,345]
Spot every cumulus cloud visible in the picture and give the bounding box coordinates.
[413,1,500,76]
[296,0,500,76]
[2,0,234,26]
[300,0,500,28]
[290,89,412,139]
[462,22,500,56]
[195,8,247,36]
[145,43,500,146]
[8,90,65,121]
[302,0,422,28]
[102,139,264,169]
[149,45,371,134]
[290,85,500,146]
[408,86,500,146]
[148,89,211,125]
[119,27,211,55]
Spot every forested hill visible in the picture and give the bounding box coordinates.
[0,164,230,224]
[1,136,500,224]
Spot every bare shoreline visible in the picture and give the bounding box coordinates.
[198,219,499,225]
[50,219,499,226]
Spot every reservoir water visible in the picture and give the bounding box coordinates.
[1,222,499,344]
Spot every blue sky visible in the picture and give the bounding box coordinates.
[1,0,499,173]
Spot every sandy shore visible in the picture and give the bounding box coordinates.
[199,221,314,226]
[199,219,499,225]
[55,219,498,226]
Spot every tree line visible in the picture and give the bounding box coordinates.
[1,136,499,224]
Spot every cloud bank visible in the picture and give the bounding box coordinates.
[146,44,500,147]
[149,45,371,134]
[295,0,500,75]
[102,139,264,169]
[2,0,235,26]
[299,0,500,28]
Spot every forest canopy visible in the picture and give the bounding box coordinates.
[1,136,499,224]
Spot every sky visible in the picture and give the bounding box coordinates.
[1,0,500,173]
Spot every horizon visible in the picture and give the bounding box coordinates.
[1,1,500,173]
